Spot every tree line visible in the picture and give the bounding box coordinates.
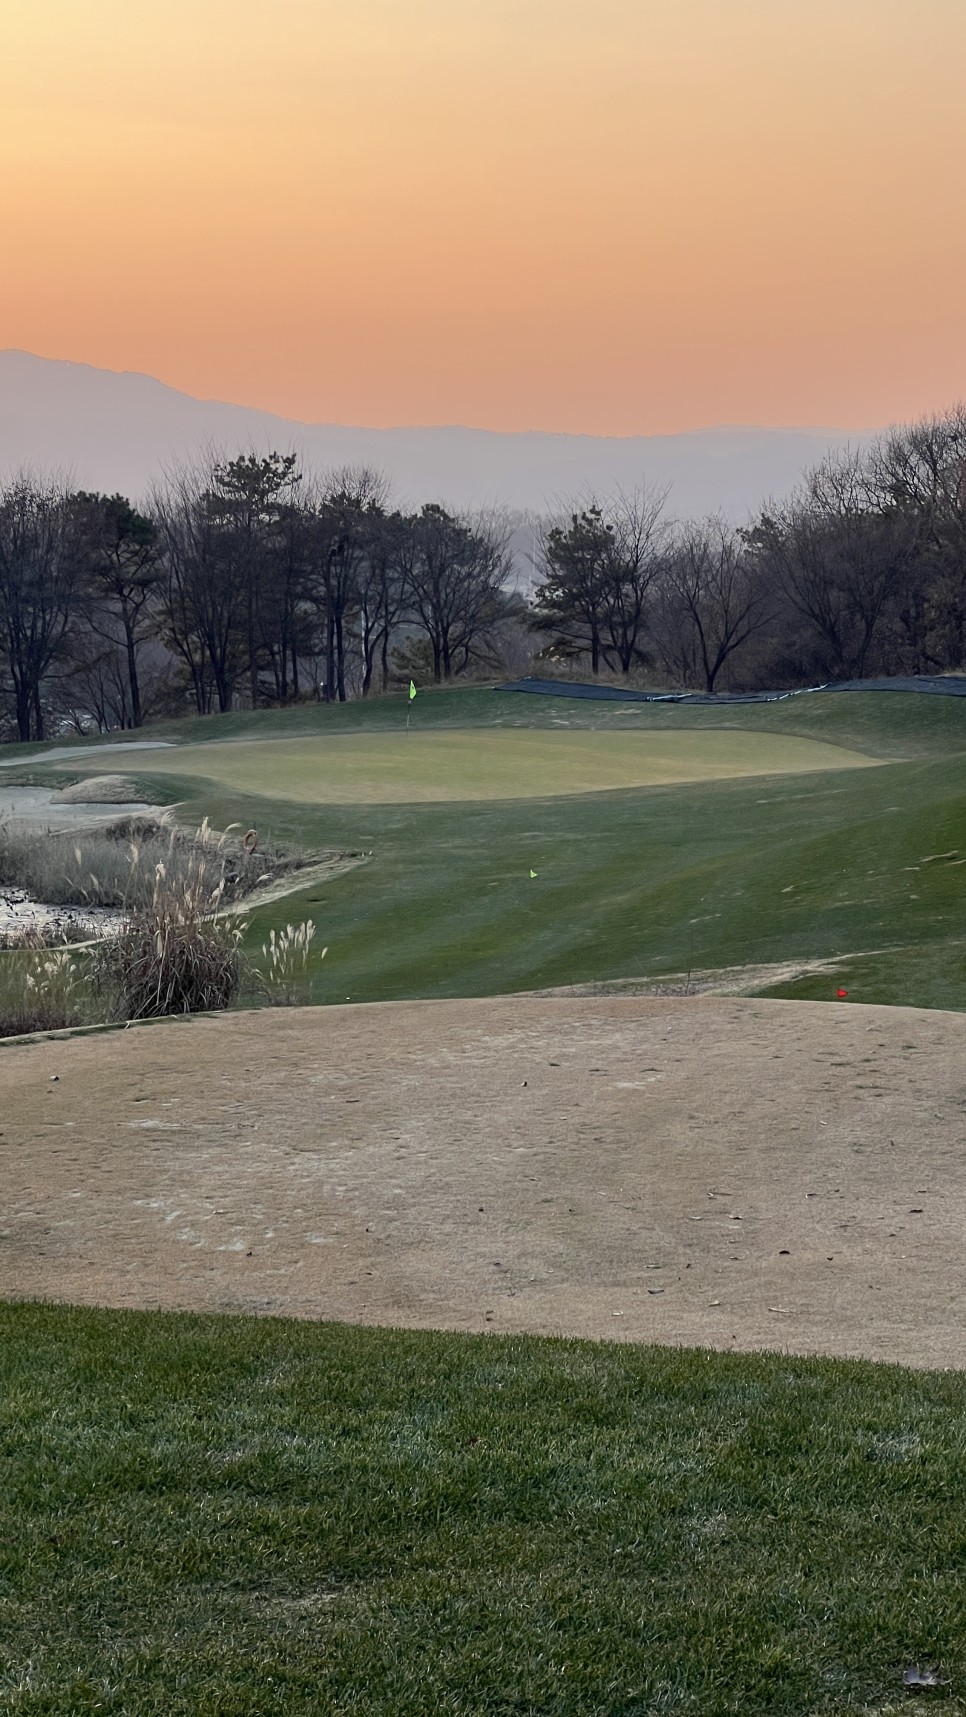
[0,456,519,739]
[1,406,965,739]
[531,407,966,693]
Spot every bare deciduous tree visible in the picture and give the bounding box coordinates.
[0,474,87,739]
[602,486,670,673]
[870,407,966,671]
[655,516,769,693]
[75,492,162,727]
[307,468,389,702]
[403,504,514,682]
[745,450,914,681]
[354,506,409,695]
[153,462,244,714]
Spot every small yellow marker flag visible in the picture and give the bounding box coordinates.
[409,680,417,700]
[530,869,538,878]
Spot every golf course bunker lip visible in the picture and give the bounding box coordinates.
[108,728,882,803]
[2,995,965,1371]
[0,785,161,834]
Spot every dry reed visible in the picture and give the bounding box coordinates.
[90,820,247,1019]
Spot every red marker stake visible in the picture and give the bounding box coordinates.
[836,988,848,999]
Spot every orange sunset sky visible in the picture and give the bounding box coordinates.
[2,0,964,436]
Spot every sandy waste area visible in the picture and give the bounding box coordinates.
[2,995,965,1370]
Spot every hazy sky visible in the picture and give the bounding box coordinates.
[2,0,963,434]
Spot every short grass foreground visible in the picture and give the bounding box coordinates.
[2,1304,964,1715]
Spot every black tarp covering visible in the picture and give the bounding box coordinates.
[501,675,966,705]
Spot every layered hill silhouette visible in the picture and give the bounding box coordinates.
[0,349,871,520]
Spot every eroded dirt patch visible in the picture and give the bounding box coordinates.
[525,956,857,998]
[2,996,964,1369]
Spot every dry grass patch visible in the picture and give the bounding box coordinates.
[52,774,142,804]
[0,813,296,911]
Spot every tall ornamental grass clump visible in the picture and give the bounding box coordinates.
[91,820,246,1020]
[259,919,326,1004]
[0,812,288,910]
[0,947,86,1039]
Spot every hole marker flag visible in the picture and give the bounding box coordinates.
[409,680,417,700]
[530,869,538,878]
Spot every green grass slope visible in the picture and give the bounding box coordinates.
[150,751,966,1011]
[9,681,966,756]
[9,686,966,1011]
[2,1302,963,1716]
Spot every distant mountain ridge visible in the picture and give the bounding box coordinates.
[0,349,874,521]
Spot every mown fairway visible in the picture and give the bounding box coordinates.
[2,1301,964,1716]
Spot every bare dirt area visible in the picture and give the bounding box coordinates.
[2,995,965,1370]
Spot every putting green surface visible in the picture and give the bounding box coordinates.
[130,728,879,803]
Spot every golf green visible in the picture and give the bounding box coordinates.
[125,727,879,803]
